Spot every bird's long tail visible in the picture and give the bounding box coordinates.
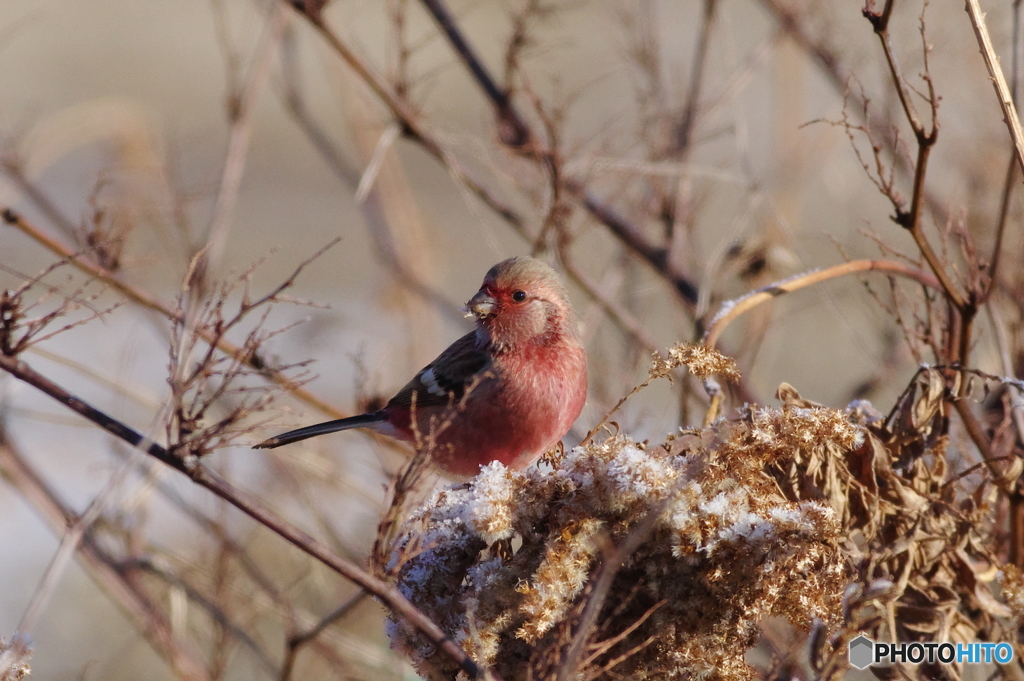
[253,411,387,449]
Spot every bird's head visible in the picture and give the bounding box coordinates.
[465,256,578,351]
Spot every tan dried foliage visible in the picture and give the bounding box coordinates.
[810,370,1013,681]
[650,342,740,383]
[387,369,1015,680]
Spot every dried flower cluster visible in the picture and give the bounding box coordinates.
[0,638,30,681]
[1001,565,1024,621]
[387,370,1017,680]
[649,342,740,383]
[387,397,861,680]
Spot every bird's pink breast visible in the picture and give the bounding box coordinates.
[385,341,587,480]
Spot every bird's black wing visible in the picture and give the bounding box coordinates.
[385,331,492,410]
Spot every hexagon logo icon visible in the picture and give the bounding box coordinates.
[849,635,874,670]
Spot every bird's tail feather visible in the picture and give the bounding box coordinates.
[253,411,387,449]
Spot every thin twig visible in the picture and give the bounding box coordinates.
[703,259,941,349]
[15,456,134,637]
[291,6,529,240]
[973,0,1024,307]
[555,500,666,681]
[276,28,466,327]
[862,2,961,315]
[418,0,532,147]
[757,0,949,228]
[124,557,279,678]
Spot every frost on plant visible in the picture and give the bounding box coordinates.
[388,374,1012,680]
[387,400,857,680]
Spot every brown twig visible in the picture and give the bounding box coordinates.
[971,0,1024,312]
[0,352,485,679]
[555,499,668,681]
[703,259,941,349]
[276,27,466,327]
[418,0,532,147]
[557,255,660,355]
[119,456,360,677]
[124,556,279,677]
[291,6,530,241]
[563,179,699,305]
[757,0,949,228]
[0,160,80,242]
[14,457,134,640]
[862,1,961,313]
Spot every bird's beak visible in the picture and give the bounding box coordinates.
[464,290,497,319]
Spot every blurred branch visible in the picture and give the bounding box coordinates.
[2,206,346,419]
[277,28,465,327]
[969,0,1024,307]
[204,3,291,275]
[289,4,530,239]
[0,160,79,242]
[0,430,212,681]
[563,179,699,305]
[290,0,701,308]
[280,591,368,681]
[418,0,532,148]
[15,458,133,639]
[557,255,659,354]
[0,352,486,680]
[124,453,364,678]
[989,158,1017,303]
[703,259,940,349]
[674,0,718,157]
[984,303,1024,442]
[124,557,279,677]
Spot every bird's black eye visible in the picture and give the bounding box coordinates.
[511,290,527,302]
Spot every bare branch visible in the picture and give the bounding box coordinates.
[0,353,486,679]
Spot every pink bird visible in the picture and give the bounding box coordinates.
[255,256,588,479]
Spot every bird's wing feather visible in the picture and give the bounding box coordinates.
[386,331,491,410]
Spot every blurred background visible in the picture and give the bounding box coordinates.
[0,0,1020,678]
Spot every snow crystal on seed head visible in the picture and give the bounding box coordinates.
[463,462,517,544]
[603,444,679,507]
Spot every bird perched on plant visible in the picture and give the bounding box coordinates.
[255,256,588,480]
